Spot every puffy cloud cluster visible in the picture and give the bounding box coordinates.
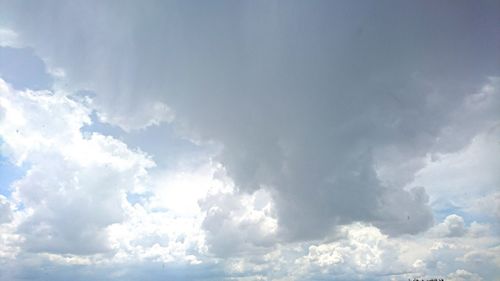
[107,203,207,265]
[297,223,403,278]
[447,269,483,281]
[209,214,499,281]
[0,76,217,276]
[0,79,154,254]
[291,215,499,281]
[200,188,277,257]
[431,215,466,238]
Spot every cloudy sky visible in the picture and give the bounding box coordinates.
[0,1,499,280]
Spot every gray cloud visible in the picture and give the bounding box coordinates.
[0,195,12,224]
[1,0,499,243]
[0,46,53,90]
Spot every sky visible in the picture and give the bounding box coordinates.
[0,1,499,280]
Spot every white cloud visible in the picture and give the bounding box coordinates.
[148,161,227,217]
[297,224,403,275]
[107,203,207,265]
[274,216,499,281]
[466,192,500,221]
[429,214,466,238]
[200,180,278,257]
[413,127,500,201]
[0,195,20,261]
[0,79,154,254]
[0,28,20,47]
[447,269,483,281]
[95,100,175,132]
[443,215,466,237]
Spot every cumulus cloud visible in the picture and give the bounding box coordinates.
[0,79,154,254]
[293,218,500,281]
[107,202,207,265]
[297,223,404,277]
[430,214,466,238]
[200,187,278,257]
[216,215,499,281]
[447,269,483,281]
[442,215,466,237]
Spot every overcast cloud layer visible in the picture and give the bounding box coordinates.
[0,1,499,280]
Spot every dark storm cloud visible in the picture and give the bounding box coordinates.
[1,0,498,241]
